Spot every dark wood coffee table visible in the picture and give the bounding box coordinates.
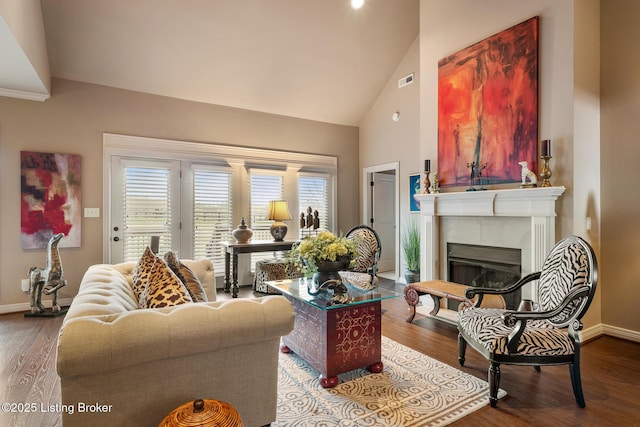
[266,278,398,388]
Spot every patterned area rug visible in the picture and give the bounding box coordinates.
[274,337,506,426]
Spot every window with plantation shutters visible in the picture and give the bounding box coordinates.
[192,167,233,273]
[249,170,285,269]
[105,134,338,278]
[117,159,180,262]
[298,173,330,238]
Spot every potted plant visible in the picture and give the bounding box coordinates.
[288,231,358,286]
[402,217,420,284]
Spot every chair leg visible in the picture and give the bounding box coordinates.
[534,365,541,372]
[488,362,501,408]
[569,360,586,408]
[458,333,467,366]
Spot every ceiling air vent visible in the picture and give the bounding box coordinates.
[398,73,414,88]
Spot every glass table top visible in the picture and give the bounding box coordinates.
[265,277,400,310]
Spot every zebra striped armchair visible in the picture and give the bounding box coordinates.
[339,225,382,290]
[457,235,598,408]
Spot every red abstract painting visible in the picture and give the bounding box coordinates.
[21,151,82,249]
[438,17,539,188]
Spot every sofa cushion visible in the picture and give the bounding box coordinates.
[139,256,193,308]
[164,251,208,302]
[132,246,156,301]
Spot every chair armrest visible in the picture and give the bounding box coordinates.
[501,285,591,352]
[464,271,541,300]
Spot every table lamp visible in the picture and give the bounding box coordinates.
[267,200,292,241]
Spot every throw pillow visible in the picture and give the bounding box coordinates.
[139,256,193,308]
[132,246,156,301]
[164,251,209,302]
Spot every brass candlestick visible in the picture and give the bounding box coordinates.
[423,171,431,194]
[539,155,552,187]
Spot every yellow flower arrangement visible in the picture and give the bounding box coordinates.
[288,231,358,277]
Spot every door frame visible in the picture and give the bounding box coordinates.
[362,162,400,282]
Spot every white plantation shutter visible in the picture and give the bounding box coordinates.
[249,170,285,268]
[120,161,179,261]
[192,167,233,273]
[298,174,330,237]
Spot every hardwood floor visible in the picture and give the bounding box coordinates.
[2,281,639,426]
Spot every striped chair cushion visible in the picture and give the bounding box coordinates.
[339,271,378,291]
[458,308,575,356]
[348,227,379,272]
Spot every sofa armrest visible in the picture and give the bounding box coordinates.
[56,296,293,377]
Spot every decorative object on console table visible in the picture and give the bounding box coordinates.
[539,139,553,187]
[300,206,320,238]
[232,217,253,243]
[423,160,431,194]
[267,200,292,241]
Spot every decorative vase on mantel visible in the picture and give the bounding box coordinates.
[232,217,253,243]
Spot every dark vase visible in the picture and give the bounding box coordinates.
[404,270,420,284]
[311,256,350,288]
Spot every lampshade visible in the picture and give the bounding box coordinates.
[266,200,292,221]
[267,200,291,241]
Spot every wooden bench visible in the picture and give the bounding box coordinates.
[404,280,506,324]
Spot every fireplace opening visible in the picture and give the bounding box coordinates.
[447,243,521,310]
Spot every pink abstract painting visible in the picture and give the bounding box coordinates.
[21,151,82,249]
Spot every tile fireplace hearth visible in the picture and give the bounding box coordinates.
[414,187,565,301]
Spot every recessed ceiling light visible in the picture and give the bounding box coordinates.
[351,0,365,10]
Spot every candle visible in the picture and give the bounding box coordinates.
[541,140,551,157]
[424,159,431,172]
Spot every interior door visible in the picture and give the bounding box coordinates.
[372,172,396,272]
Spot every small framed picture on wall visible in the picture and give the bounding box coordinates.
[409,173,421,213]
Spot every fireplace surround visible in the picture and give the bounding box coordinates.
[414,187,565,301]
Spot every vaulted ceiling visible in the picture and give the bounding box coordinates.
[1,0,419,126]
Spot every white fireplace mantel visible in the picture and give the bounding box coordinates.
[414,187,565,282]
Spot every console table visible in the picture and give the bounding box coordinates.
[266,278,398,388]
[219,240,296,298]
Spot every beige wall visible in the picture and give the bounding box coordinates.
[0,78,358,308]
[601,0,640,332]
[359,37,420,274]
[361,0,623,333]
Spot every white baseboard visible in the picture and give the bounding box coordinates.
[599,323,640,343]
[0,298,74,315]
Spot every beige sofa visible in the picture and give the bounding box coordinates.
[56,259,295,427]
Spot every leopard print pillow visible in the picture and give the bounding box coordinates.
[132,246,156,301]
[139,256,193,308]
[164,251,208,302]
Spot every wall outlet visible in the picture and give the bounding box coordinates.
[21,278,30,292]
[84,207,100,218]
